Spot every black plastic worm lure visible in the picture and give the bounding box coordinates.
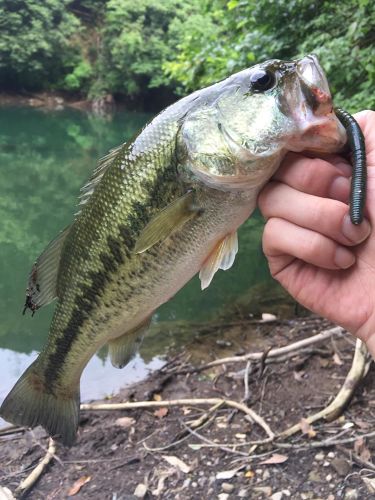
[335,107,367,225]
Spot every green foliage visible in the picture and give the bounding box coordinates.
[0,0,373,110]
[94,0,198,98]
[0,0,80,90]
[64,60,93,91]
[164,0,375,111]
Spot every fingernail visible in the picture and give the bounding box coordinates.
[334,247,355,269]
[342,214,371,243]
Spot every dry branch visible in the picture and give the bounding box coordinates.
[14,438,56,498]
[181,326,343,373]
[81,397,275,440]
[279,339,370,438]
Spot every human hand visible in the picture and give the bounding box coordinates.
[258,110,375,356]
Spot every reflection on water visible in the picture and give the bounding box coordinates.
[0,106,280,417]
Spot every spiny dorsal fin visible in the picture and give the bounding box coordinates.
[134,191,199,254]
[199,231,238,290]
[79,143,124,208]
[108,316,151,369]
[24,226,71,314]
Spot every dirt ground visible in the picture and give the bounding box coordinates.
[1,315,375,499]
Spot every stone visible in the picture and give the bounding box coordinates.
[344,488,358,500]
[222,483,234,493]
[331,457,351,476]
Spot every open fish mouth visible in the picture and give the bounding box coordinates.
[286,54,347,153]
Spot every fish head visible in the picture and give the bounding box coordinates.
[182,54,346,190]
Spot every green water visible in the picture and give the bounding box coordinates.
[0,106,279,415]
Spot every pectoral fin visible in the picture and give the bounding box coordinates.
[199,232,238,290]
[108,317,152,369]
[134,191,199,254]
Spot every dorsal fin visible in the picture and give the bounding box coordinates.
[78,143,124,208]
[23,226,71,315]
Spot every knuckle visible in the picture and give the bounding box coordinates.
[258,182,277,214]
[262,218,279,251]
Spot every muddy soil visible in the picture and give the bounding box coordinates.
[1,315,375,499]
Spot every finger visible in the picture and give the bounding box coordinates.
[259,182,371,247]
[273,153,351,203]
[262,218,356,274]
[354,110,375,166]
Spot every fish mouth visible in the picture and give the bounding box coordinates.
[285,55,347,153]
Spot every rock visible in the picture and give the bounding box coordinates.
[222,483,234,493]
[314,452,324,461]
[238,490,249,498]
[344,488,358,500]
[261,313,277,322]
[133,484,147,498]
[253,487,272,496]
[327,451,335,459]
[271,492,283,500]
[263,469,271,480]
[216,339,232,347]
[308,470,321,482]
[198,477,206,488]
[331,457,351,476]
[218,494,229,500]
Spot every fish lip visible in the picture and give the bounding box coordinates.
[284,55,348,153]
[287,111,347,153]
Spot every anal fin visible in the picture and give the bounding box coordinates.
[108,316,152,369]
[199,231,238,290]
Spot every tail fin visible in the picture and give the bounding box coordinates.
[0,362,80,446]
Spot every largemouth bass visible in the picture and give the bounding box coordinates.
[1,55,352,445]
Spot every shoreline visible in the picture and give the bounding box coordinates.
[0,91,93,112]
[1,314,374,499]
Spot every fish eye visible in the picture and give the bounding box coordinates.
[249,69,276,92]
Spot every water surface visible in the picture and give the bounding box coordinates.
[0,106,281,422]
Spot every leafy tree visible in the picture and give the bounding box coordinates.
[0,0,80,90]
[92,0,198,99]
[164,0,375,111]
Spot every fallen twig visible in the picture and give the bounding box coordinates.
[180,420,249,457]
[276,430,375,450]
[178,326,343,374]
[337,445,375,472]
[14,438,56,498]
[0,425,23,437]
[81,397,275,440]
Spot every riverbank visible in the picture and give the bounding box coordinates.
[0,89,176,115]
[0,92,109,114]
[1,314,375,499]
